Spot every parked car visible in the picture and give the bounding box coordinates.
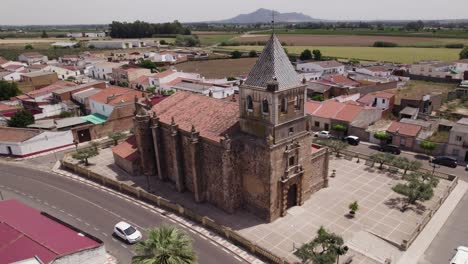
[465,164,468,171]
[450,246,468,264]
[431,156,458,168]
[343,136,360,145]
[379,144,401,155]
[114,221,142,244]
[315,131,331,139]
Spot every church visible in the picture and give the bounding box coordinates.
[131,34,329,222]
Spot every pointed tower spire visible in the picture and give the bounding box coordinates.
[244,34,300,90]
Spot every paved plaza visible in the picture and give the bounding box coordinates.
[65,148,454,264]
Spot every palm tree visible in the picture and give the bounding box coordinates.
[132,226,197,264]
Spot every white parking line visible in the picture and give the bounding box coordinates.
[102,233,108,237]
[121,244,128,249]
[76,218,82,222]
[67,213,73,217]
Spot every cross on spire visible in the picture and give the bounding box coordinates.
[271,9,275,33]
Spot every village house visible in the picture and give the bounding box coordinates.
[357,91,395,116]
[112,65,152,86]
[168,78,237,99]
[0,102,22,118]
[148,69,201,88]
[0,127,74,157]
[20,71,59,90]
[72,88,104,115]
[355,66,393,77]
[87,40,146,49]
[18,52,48,65]
[121,34,329,222]
[410,61,462,80]
[296,60,345,79]
[446,118,468,163]
[59,54,81,64]
[88,61,124,80]
[112,136,140,175]
[88,86,146,118]
[386,121,422,150]
[151,51,188,65]
[398,92,443,118]
[48,65,82,80]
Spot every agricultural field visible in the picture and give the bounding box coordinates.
[234,34,468,48]
[387,80,458,104]
[218,45,461,63]
[195,33,239,46]
[254,28,468,39]
[175,57,256,78]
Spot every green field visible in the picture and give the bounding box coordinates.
[219,46,462,63]
[196,34,238,46]
[256,28,468,39]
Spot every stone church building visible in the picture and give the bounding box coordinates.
[131,34,329,222]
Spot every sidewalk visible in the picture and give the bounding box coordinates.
[398,180,468,264]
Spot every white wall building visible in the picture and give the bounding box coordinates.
[48,65,81,80]
[148,70,201,87]
[455,59,468,74]
[355,66,392,77]
[87,62,123,80]
[0,128,73,157]
[296,61,345,76]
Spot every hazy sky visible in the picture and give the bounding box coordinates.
[2,0,466,25]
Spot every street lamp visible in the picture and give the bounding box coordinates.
[336,245,349,264]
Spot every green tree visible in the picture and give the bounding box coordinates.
[311,94,324,102]
[0,80,21,100]
[392,157,422,175]
[8,110,34,128]
[300,49,313,61]
[349,201,359,217]
[108,132,126,146]
[24,44,34,50]
[248,50,257,58]
[420,140,436,158]
[72,148,98,166]
[59,111,73,118]
[392,172,439,211]
[331,124,347,137]
[146,86,156,94]
[295,226,347,264]
[138,60,157,70]
[89,140,100,153]
[41,30,48,38]
[369,153,395,169]
[231,50,242,59]
[373,131,391,145]
[132,226,196,264]
[312,49,322,61]
[460,47,468,60]
[159,39,168,45]
[316,139,348,157]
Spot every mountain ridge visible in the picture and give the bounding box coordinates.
[207,8,321,24]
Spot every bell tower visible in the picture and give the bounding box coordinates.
[239,34,308,144]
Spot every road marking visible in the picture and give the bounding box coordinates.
[234,256,242,262]
[112,238,117,242]
[67,213,73,217]
[209,241,217,247]
[102,233,108,237]
[94,227,99,231]
[36,199,41,202]
[59,209,65,213]
[85,222,90,226]
[222,248,230,254]
[121,244,128,249]
[51,205,57,209]
[76,218,82,222]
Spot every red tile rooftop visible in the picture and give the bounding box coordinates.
[387,121,422,137]
[0,200,101,264]
[151,91,239,141]
[112,136,139,161]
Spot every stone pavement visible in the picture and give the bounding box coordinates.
[64,148,455,264]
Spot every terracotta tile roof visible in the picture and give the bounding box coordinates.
[89,86,146,106]
[131,76,151,86]
[334,104,363,122]
[0,57,8,65]
[151,91,239,141]
[112,136,139,161]
[357,94,374,105]
[153,70,176,78]
[0,103,21,112]
[374,91,395,99]
[20,52,45,58]
[387,121,422,137]
[306,100,346,119]
[27,64,48,70]
[0,127,42,142]
[323,75,359,87]
[365,66,390,72]
[14,81,75,100]
[305,101,322,114]
[311,60,343,68]
[4,64,23,71]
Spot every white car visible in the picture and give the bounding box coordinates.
[451,246,468,264]
[114,221,142,244]
[315,131,331,139]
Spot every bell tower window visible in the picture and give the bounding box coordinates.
[281,97,287,113]
[246,95,253,112]
[262,99,269,114]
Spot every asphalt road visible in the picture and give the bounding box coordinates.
[346,142,468,181]
[419,191,468,264]
[0,163,246,264]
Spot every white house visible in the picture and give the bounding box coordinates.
[446,118,468,163]
[296,61,345,77]
[151,51,186,64]
[355,66,392,77]
[148,70,200,88]
[88,86,142,117]
[410,61,461,79]
[18,52,48,65]
[67,32,84,38]
[48,65,81,80]
[455,59,468,74]
[87,40,145,49]
[0,127,74,157]
[84,32,106,38]
[88,62,123,80]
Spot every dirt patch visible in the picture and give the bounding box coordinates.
[175,58,257,79]
[387,80,457,104]
[235,34,468,47]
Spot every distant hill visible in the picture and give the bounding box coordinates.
[211,8,321,24]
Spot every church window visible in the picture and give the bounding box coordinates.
[294,95,301,110]
[246,95,253,112]
[289,127,294,135]
[288,156,295,167]
[262,99,269,114]
[281,97,287,113]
